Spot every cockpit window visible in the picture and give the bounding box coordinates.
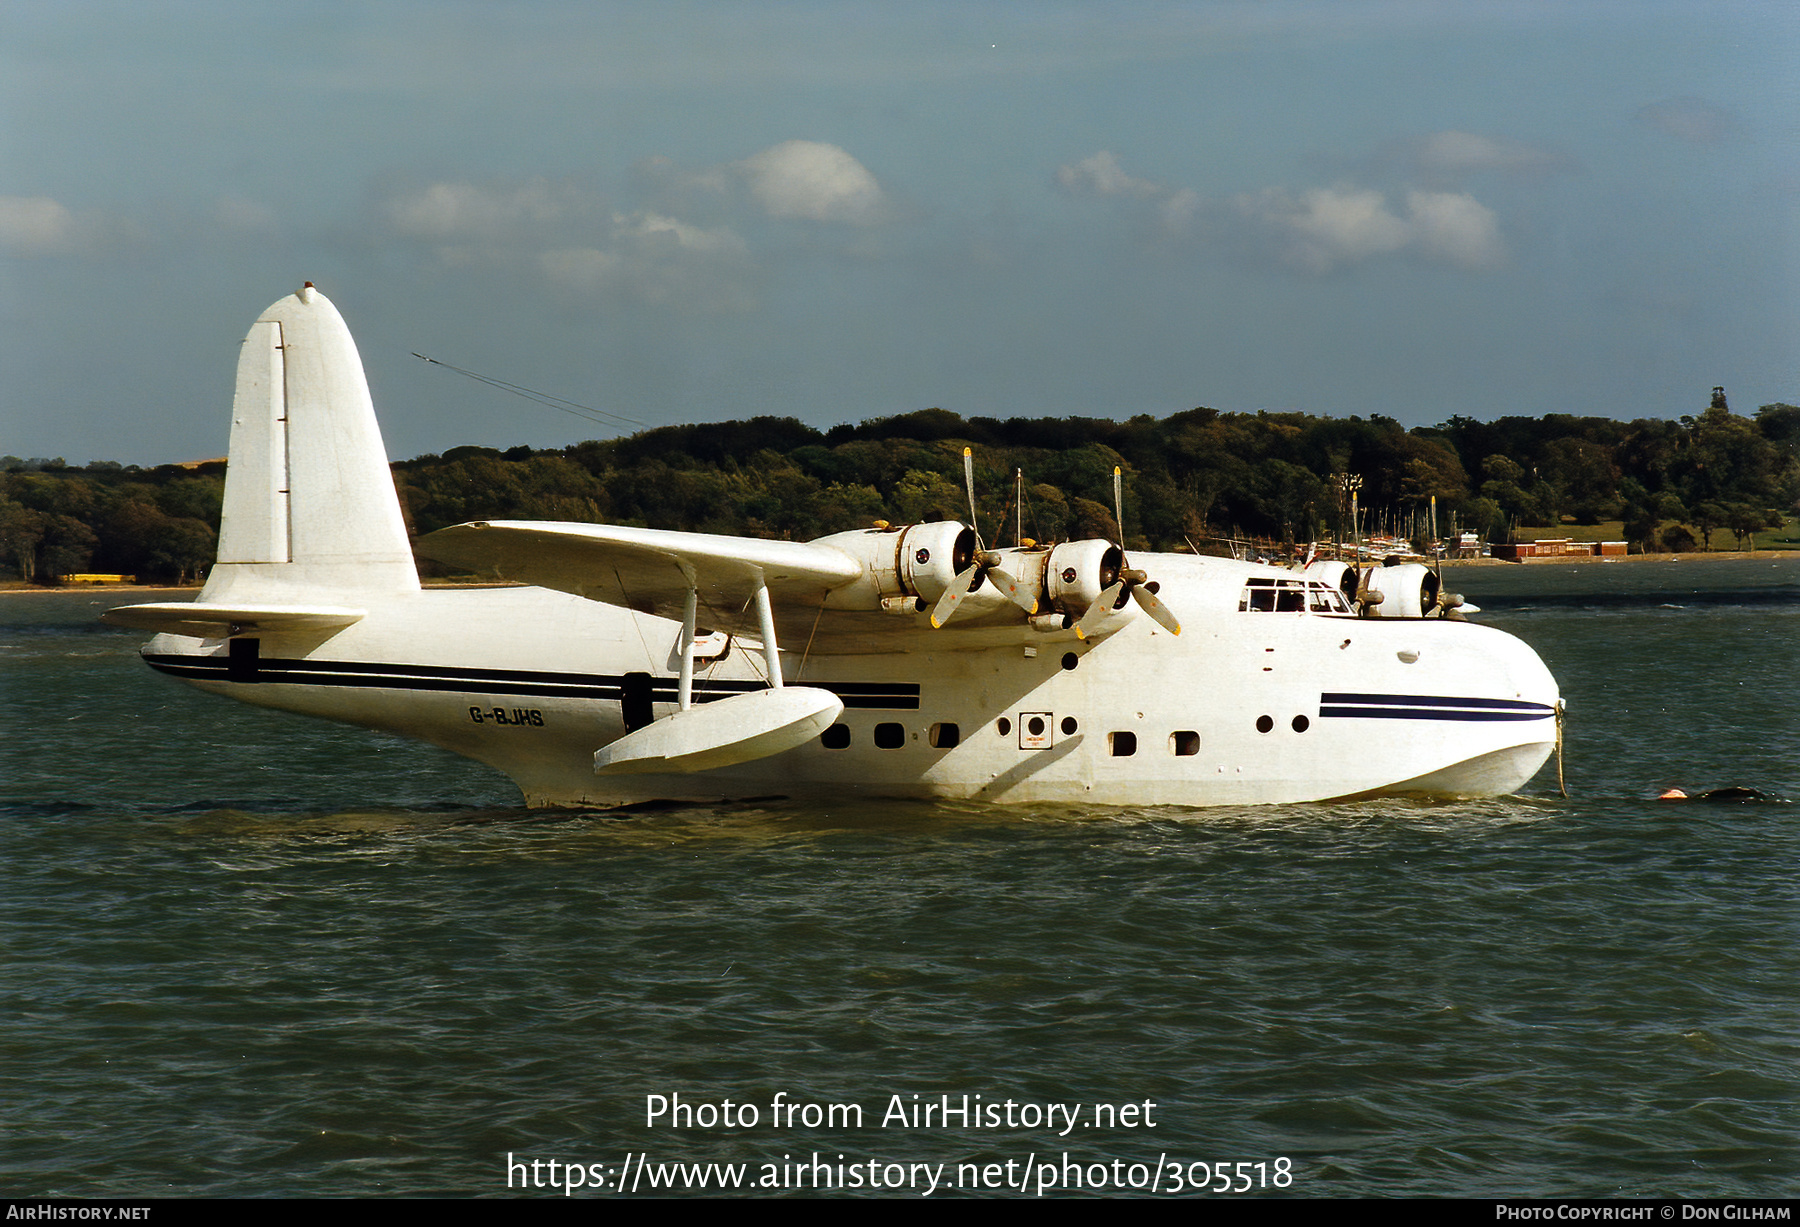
[1239,577,1351,614]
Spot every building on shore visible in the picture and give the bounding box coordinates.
[1490,539,1628,561]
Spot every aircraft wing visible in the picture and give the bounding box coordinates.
[417,520,864,631]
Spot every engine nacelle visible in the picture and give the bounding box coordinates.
[1301,559,1359,609]
[902,521,978,602]
[1358,562,1442,618]
[1044,539,1123,615]
[813,522,975,610]
[812,527,1144,627]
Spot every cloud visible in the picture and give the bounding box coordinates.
[1057,148,1506,273]
[734,140,888,225]
[1235,185,1502,273]
[541,213,753,311]
[1240,186,1409,272]
[383,179,565,240]
[1056,152,1201,239]
[1635,97,1740,145]
[214,195,280,236]
[1399,131,1578,178]
[1056,151,1163,198]
[373,140,886,309]
[378,179,754,311]
[1159,187,1201,232]
[535,246,620,292]
[614,210,747,257]
[0,196,78,256]
[0,195,141,257]
[1404,190,1503,270]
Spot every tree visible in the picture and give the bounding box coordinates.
[0,499,44,581]
[1069,497,1119,542]
[1725,504,1777,551]
[1691,502,1726,551]
[1756,403,1800,455]
[1542,437,1621,523]
[1618,478,1660,552]
[37,514,97,580]
[889,469,965,525]
[1661,524,1697,552]
[147,518,216,584]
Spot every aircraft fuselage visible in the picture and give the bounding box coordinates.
[142,561,1558,808]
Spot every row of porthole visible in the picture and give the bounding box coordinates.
[821,722,1199,757]
[818,651,1092,751]
[997,715,1079,738]
[820,721,956,750]
[1107,730,1212,757]
[822,714,1313,753]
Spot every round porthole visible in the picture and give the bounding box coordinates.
[1061,716,1078,736]
[1027,715,1046,737]
[1255,714,1274,734]
[997,717,1012,736]
[1061,652,1079,671]
[1292,714,1310,733]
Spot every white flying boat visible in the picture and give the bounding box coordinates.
[105,287,1562,808]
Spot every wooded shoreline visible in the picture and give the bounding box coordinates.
[7,397,1797,584]
[12,545,1795,599]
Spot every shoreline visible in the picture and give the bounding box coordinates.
[6,548,1795,596]
[0,580,529,595]
[1439,549,1799,567]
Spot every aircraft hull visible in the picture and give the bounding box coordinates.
[143,583,1559,809]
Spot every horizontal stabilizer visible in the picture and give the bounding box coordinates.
[101,602,366,639]
[594,687,843,775]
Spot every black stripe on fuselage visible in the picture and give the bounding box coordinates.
[142,653,922,709]
[1318,691,1554,722]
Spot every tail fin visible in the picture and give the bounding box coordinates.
[203,285,419,599]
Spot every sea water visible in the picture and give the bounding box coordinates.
[2,559,1795,1198]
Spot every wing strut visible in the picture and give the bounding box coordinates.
[593,570,842,776]
[753,578,784,689]
[677,575,698,711]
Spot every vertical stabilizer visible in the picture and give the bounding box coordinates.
[205,285,419,598]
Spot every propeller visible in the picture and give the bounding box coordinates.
[1074,567,1181,638]
[931,449,1038,627]
[1073,467,1181,639]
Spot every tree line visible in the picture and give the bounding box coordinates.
[6,392,1796,584]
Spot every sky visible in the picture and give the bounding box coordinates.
[2,1,1795,465]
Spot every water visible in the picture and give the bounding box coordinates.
[3,560,1796,1198]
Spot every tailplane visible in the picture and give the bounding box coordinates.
[204,284,419,600]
